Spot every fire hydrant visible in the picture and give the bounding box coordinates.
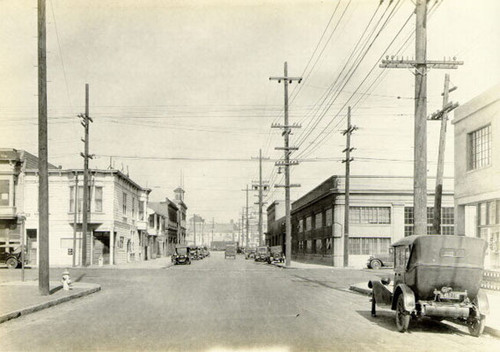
[61,269,72,291]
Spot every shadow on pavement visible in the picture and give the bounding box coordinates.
[356,310,468,336]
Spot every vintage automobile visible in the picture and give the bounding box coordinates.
[188,246,201,260]
[171,245,191,265]
[244,247,256,260]
[225,243,237,259]
[201,246,210,258]
[254,246,270,262]
[0,246,26,269]
[369,235,489,336]
[268,245,284,263]
[367,247,394,269]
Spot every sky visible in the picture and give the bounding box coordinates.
[1,0,499,223]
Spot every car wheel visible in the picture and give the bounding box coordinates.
[468,315,485,337]
[6,258,18,269]
[370,259,382,270]
[395,294,410,332]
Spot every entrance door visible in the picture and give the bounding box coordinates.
[27,229,37,265]
[93,232,110,265]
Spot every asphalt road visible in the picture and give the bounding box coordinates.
[1,252,499,352]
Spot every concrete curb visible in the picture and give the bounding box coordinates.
[348,283,500,337]
[0,283,101,325]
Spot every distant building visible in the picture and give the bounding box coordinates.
[453,84,500,269]
[288,175,455,267]
[148,198,179,257]
[266,200,285,248]
[173,187,187,245]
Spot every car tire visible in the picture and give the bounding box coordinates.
[370,259,382,270]
[468,315,485,337]
[6,258,18,269]
[395,294,410,333]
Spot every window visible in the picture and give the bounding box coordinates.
[149,214,155,228]
[139,201,145,221]
[94,187,103,212]
[305,216,312,231]
[468,125,491,170]
[404,207,454,236]
[69,186,89,212]
[132,197,136,218]
[316,212,323,229]
[0,179,9,206]
[348,237,391,255]
[395,246,410,269]
[489,201,496,226]
[325,208,332,226]
[350,207,391,224]
[122,193,127,215]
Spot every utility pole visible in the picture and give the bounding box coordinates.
[380,0,463,236]
[38,0,50,295]
[78,84,93,266]
[241,186,251,247]
[342,107,356,267]
[72,172,79,267]
[241,211,245,247]
[211,217,214,248]
[429,74,458,234]
[270,62,302,267]
[252,149,269,246]
[192,215,196,246]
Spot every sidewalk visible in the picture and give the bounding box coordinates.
[0,280,101,324]
[273,260,336,269]
[0,257,172,324]
[349,281,500,338]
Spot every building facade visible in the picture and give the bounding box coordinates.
[289,175,455,268]
[453,84,500,269]
[266,200,285,248]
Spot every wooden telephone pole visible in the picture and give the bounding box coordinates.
[342,107,356,267]
[380,0,463,236]
[429,74,458,234]
[270,62,302,267]
[79,84,93,266]
[38,0,50,295]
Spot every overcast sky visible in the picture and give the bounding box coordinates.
[1,0,499,223]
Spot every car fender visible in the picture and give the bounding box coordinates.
[475,289,490,315]
[369,280,393,307]
[391,284,415,312]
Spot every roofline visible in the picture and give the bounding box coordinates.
[24,168,151,192]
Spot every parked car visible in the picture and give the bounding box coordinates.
[171,245,191,265]
[225,243,237,259]
[254,246,270,262]
[369,235,489,336]
[367,248,394,269]
[0,246,25,269]
[188,246,201,260]
[201,246,210,258]
[268,245,284,263]
[244,247,256,260]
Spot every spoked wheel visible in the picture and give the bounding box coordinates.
[468,315,485,337]
[395,295,410,332]
[6,258,18,269]
[370,259,382,270]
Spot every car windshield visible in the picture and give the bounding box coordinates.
[258,248,267,253]
[177,248,188,255]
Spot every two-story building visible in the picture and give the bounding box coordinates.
[0,149,59,261]
[173,187,187,246]
[21,168,151,266]
[289,175,455,267]
[453,84,500,269]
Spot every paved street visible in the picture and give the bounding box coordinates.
[1,252,499,352]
